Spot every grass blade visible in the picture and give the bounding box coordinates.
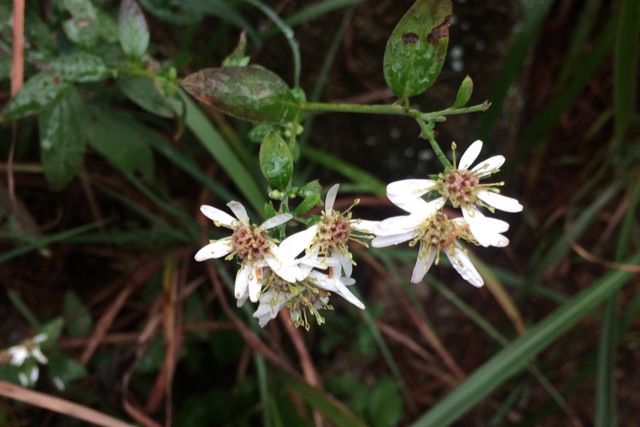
[411,252,640,427]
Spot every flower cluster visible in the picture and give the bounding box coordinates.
[373,140,522,287]
[0,334,48,387]
[195,184,371,329]
[195,143,521,327]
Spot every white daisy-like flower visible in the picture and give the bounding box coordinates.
[195,201,302,303]
[3,334,48,386]
[385,140,522,247]
[252,266,365,329]
[372,200,490,287]
[278,184,379,277]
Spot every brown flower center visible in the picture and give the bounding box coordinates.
[316,213,352,256]
[439,170,479,206]
[231,225,271,261]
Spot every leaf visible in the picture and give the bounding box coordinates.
[39,86,86,190]
[5,73,70,120]
[383,0,452,99]
[62,0,118,46]
[39,317,65,345]
[181,66,302,123]
[259,132,293,189]
[117,75,179,118]
[367,377,402,427]
[62,291,92,337]
[48,353,87,389]
[453,75,473,107]
[86,111,155,178]
[52,52,110,83]
[222,32,250,67]
[118,0,149,59]
[410,253,640,427]
[139,0,202,25]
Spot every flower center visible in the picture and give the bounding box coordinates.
[316,212,352,256]
[231,225,271,261]
[412,211,473,255]
[439,170,479,207]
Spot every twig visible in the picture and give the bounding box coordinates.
[0,381,134,427]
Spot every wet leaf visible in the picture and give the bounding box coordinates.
[118,0,149,59]
[383,0,452,99]
[52,52,110,82]
[181,66,301,123]
[454,75,473,107]
[5,73,70,119]
[38,87,86,190]
[260,132,293,189]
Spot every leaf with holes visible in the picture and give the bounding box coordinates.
[383,0,452,99]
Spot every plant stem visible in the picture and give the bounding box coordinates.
[414,116,452,170]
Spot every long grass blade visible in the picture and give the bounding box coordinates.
[410,252,640,427]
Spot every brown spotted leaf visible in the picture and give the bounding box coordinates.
[181,66,301,123]
[383,0,452,99]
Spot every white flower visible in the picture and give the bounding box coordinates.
[252,265,365,329]
[195,201,301,302]
[278,184,379,277]
[372,201,486,287]
[385,140,522,247]
[3,334,48,387]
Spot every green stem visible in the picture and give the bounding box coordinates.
[302,101,409,115]
[414,116,452,170]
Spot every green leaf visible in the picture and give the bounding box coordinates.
[117,75,179,118]
[5,73,70,120]
[411,253,640,427]
[367,377,402,427]
[39,86,86,190]
[63,291,92,337]
[118,0,150,59]
[48,353,87,389]
[139,0,202,25]
[86,111,155,178]
[39,317,65,345]
[383,0,452,99]
[52,52,110,82]
[223,32,251,67]
[453,75,473,107]
[181,66,302,123]
[259,132,293,190]
[62,0,118,46]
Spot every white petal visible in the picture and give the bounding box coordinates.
[398,196,446,217]
[31,348,48,365]
[278,225,318,260]
[200,205,237,228]
[226,201,250,224]
[372,230,419,247]
[333,279,365,309]
[376,215,422,236]
[386,179,437,201]
[261,214,293,229]
[491,234,510,247]
[350,219,380,234]
[477,191,523,213]
[310,272,364,309]
[325,184,340,212]
[335,251,353,277]
[248,266,262,303]
[462,205,509,247]
[34,334,48,343]
[235,264,251,299]
[458,140,483,170]
[471,155,505,178]
[411,245,436,284]
[194,238,233,261]
[18,372,29,386]
[29,366,39,384]
[236,292,248,308]
[8,346,28,366]
[445,244,483,287]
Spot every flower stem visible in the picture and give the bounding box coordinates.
[414,116,452,170]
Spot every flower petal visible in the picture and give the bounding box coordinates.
[477,190,523,213]
[226,201,250,224]
[350,219,380,234]
[462,205,509,247]
[334,251,353,277]
[261,213,293,229]
[31,347,48,365]
[458,140,483,170]
[310,272,364,309]
[200,205,237,228]
[387,179,437,202]
[377,215,421,236]
[194,238,233,261]
[398,196,446,217]
[325,184,340,212]
[372,230,419,247]
[471,155,504,178]
[279,225,318,260]
[445,244,483,287]
[411,245,436,284]
[235,264,251,299]
[248,266,262,303]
